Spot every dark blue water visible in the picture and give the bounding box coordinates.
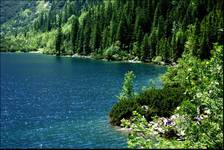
[0,53,166,148]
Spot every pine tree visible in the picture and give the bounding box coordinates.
[70,16,79,53]
[62,2,68,23]
[55,26,62,55]
[149,27,158,58]
[109,20,116,45]
[140,34,149,61]
[118,71,136,101]
[55,12,63,55]
[115,13,129,50]
[46,11,51,31]
[39,12,44,31]
[157,15,165,39]
[77,25,84,54]
[102,27,109,50]
[83,25,91,55]
[90,22,101,52]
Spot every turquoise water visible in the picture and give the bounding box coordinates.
[0,53,166,148]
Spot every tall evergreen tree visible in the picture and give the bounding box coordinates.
[55,26,62,55]
[140,34,149,61]
[70,16,79,53]
[55,12,63,55]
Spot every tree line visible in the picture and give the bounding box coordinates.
[1,0,223,63]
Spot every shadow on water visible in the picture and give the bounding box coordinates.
[54,56,62,62]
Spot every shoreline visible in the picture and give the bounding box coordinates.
[0,50,173,66]
[1,50,168,135]
[113,126,132,134]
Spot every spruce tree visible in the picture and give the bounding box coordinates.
[55,12,63,56]
[71,16,79,53]
[55,26,62,56]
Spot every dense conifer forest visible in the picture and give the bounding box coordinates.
[1,0,223,63]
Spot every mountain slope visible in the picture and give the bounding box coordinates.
[0,0,223,63]
[0,0,31,24]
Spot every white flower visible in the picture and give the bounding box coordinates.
[155,127,164,133]
[170,115,177,120]
[204,108,211,115]
[149,121,155,125]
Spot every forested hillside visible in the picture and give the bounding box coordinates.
[1,0,223,63]
[0,0,32,24]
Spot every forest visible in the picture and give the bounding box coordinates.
[0,0,223,149]
[1,0,223,63]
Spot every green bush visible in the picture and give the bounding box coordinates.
[125,44,223,149]
[136,86,186,119]
[152,56,162,63]
[103,45,119,60]
[103,42,128,61]
[109,86,186,126]
[118,71,135,101]
[109,99,141,126]
[91,52,104,60]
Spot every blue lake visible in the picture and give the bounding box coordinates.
[0,53,166,148]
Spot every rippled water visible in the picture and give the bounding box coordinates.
[0,53,166,148]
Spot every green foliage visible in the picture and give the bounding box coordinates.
[135,86,186,118]
[1,0,223,148]
[1,0,223,64]
[70,15,79,53]
[20,9,32,18]
[78,11,88,26]
[36,1,50,14]
[126,44,223,149]
[122,111,186,149]
[103,42,126,60]
[118,71,135,101]
[0,31,43,52]
[55,27,63,55]
[0,0,32,24]
[109,99,141,126]
[152,56,163,64]
[44,30,57,54]
[140,34,150,61]
[174,44,223,148]
[110,84,186,126]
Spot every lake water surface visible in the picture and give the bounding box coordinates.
[0,53,166,148]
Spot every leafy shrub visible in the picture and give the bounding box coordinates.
[103,44,120,60]
[125,44,223,149]
[109,86,186,126]
[152,56,162,63]
[136,86,186,119]
[118,71,135,101]
[122,111,186,149]
[103,41,128,61]
[91,52,105,59]
[109,99,141,126]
